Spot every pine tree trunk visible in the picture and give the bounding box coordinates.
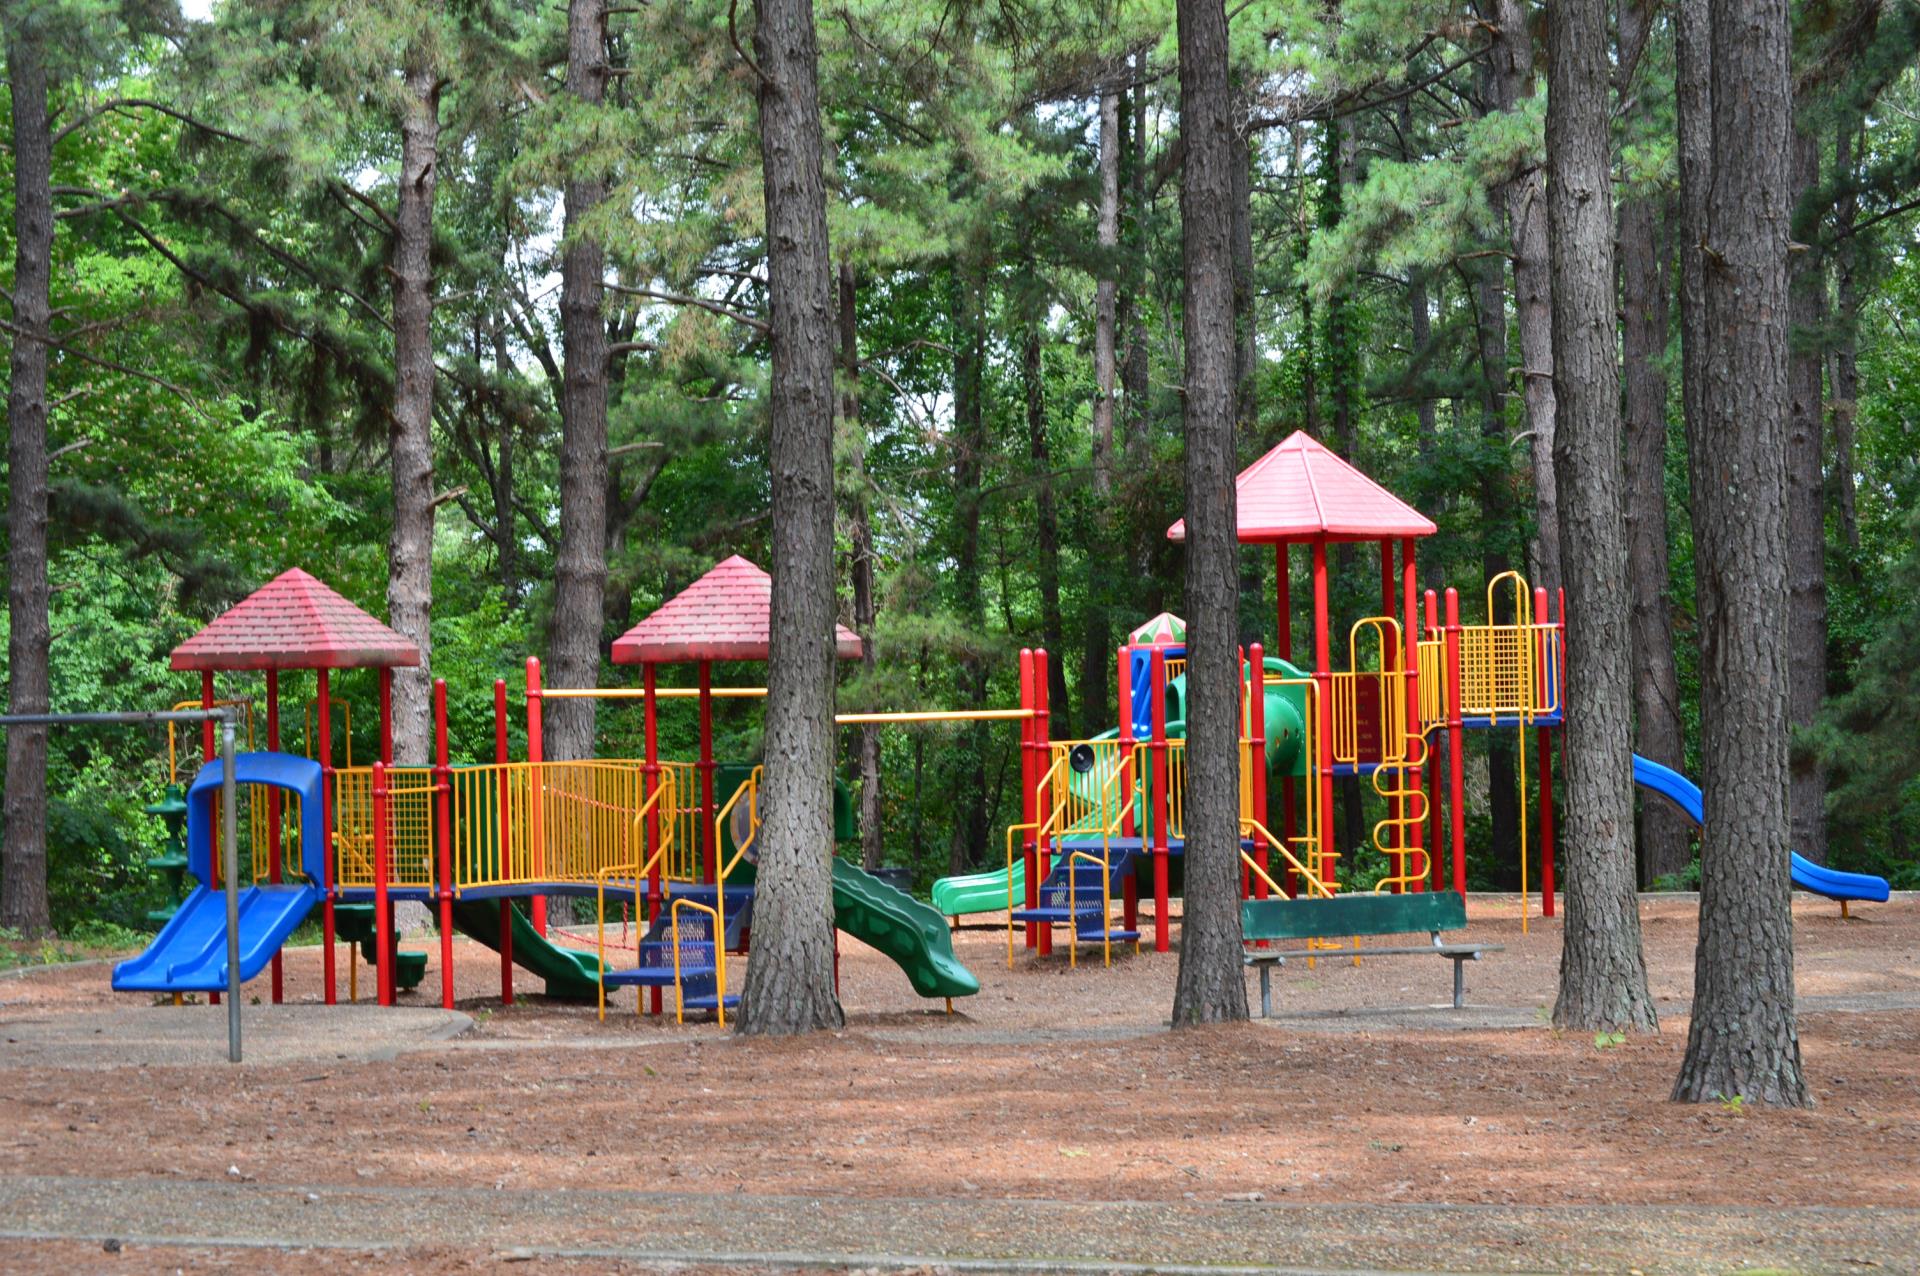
[1618,0,1691,887]
[1093,81,1120,496]
[1785,123,1829,867]
[1170,0,1247,1027]
[1546,0,1658,1032]
[548,0,613,764]
[1829,125,1861,556]
[1025,318,1069,718]
[1489,0,1561,594]
[1466,248,1520,878]
[839,260,886,873]
[1620,189,1690,886]
[737,0,844,1034]
[1672,0,1809,1107]
[388,53,440,765]
[3,14,55,937]
[947,246,990,874]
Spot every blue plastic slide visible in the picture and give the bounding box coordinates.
[1631,753,1889,904]
[113,752,328,993]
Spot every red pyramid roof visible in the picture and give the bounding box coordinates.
[1166,431,1437,544]
[169,568,421,671]
[611,555,864,664]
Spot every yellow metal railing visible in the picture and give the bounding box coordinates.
[670,898,728,1026]
[1369,737,1431,893]
[333,766,436,889]
[1006,755,1070,967]
[711,769,763,965]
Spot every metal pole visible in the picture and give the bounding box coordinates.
[222,717,243,1064]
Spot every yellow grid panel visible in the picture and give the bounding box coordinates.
[332,767,436,889]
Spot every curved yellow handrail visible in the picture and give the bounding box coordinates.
[1065,850,1115,969]
[1005,755,1069,967]
[670,897,727,1026]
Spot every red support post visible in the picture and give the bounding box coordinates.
[1312,542,1335,891]
[1534,585,1557,918]
[1018,650,1037,951]
[1249,642,1269,900]
[1402,538,1424,892]
[1424,589,1445,890]
[266,670,283,1004]
[373,760,393,1007]
[1151,646,1171,952]
[1117,645,1138,930]
[434,679,455,1008]
[644,662,663,1015]
[319,668,337,1005]
[1379,540,1400,890]
[1035,648,1053,957]
[1278,540,1296,895]
[698,660,716,885]
[526,657,546,936]
[492,679,513,1005]
[1444,588,1467,895]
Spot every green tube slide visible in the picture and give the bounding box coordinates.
[930,657,1309,919]
[449,897,603,1001]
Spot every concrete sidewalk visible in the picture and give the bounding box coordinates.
[2,1174,1914,1273]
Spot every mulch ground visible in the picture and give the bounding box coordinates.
[2,894,1917,1271]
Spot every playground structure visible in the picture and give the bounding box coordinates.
[113,561,987,1023]
[108,438,1890,1023]
[935,430,1888,967]
[935,431,1572,963]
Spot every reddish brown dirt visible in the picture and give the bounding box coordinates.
[4,895,1917,1216]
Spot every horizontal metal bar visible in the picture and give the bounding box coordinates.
[834,708,1037,725]
[0,708,242,727]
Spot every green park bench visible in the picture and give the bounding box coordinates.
[1241,890,1502,1015]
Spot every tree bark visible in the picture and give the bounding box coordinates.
[947,245,990,874]
[1024,314,1069,717]
[1093,81,1120,497]
[737,0,844,1034]
[548,0,613,764]
[1466,249,1521,879]
[1785,122,1829,867]
[1546,0,1659,1032]
[387,52,440,765]
[839,260,885,871]
[1487,0,1561,595]
[1829,123,1861,556]
[3,13,55,937]
[1620,190,1690,886]
[1672,0,1809,1106]
[1618,0,1691,887]
[1171,0,1247,1026]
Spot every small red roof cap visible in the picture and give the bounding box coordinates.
[1166,431,1437,544]
[611,555,864,665]
[169,568,422,671]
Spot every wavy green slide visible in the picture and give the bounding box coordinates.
[831,859,979,999]
[450,897,603,1000]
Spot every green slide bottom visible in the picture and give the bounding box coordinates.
[450,898,603,1001]
[832,859,980,1000]
[930,859,1026,920]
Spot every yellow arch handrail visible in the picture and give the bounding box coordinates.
[670,897,727,1026]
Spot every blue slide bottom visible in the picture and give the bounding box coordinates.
[1631,754,1889,904]
[112,883,320,992]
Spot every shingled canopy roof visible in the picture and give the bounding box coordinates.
[170,568,422,671]
[1166,430,1437,544]
[611,554,864,664]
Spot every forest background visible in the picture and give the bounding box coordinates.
[5,0,1920,937]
